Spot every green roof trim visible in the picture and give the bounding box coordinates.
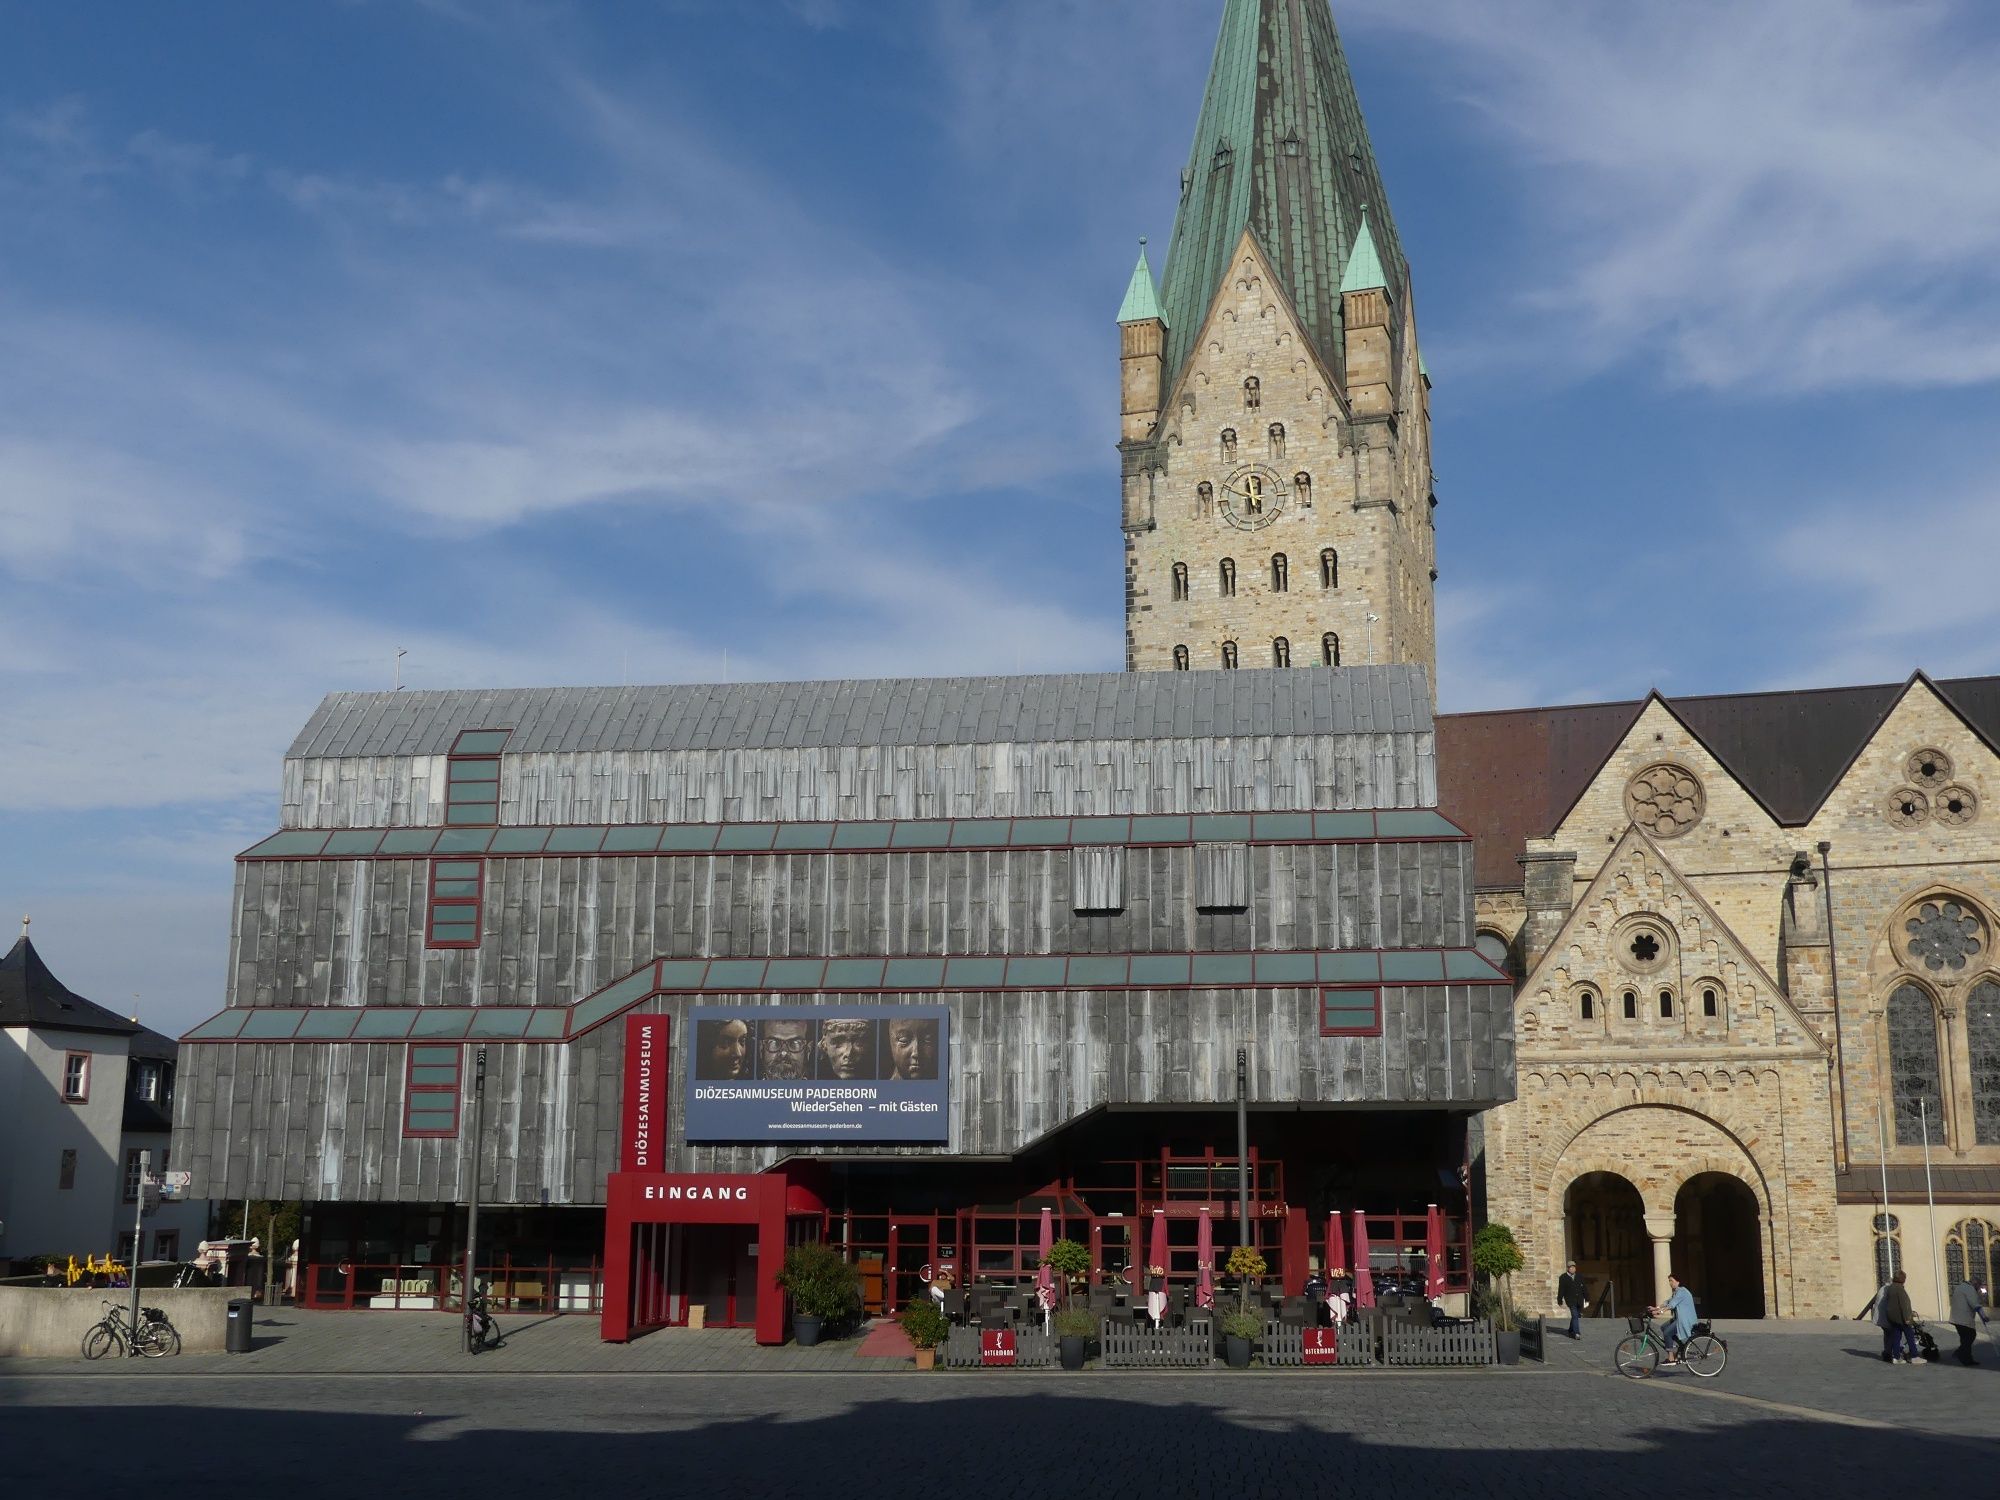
[1116,243,1165,325]
[1339,208,1387,294]
[1157,0,1407,389]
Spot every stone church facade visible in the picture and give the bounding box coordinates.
[1126,0,2000,1319]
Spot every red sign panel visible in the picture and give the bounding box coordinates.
[1303,1326,1339,1365]
[980,1328,1017,1366]
[621,1015,670,1172]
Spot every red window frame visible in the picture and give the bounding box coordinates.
[62,1050,90,1102]
[426,858,484,949]
[403,1044,463,1138]
[1319,985,1383,1038]
[444,728,508,828]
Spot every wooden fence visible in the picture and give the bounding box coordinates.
[1100,1324,1214,1368]
[1380,1318,1495,1367]
[1259,1322,1375,1367]
[1518,1315,1546,1363]
[942,1325,1057,1368]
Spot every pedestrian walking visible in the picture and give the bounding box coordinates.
[1877,1269,1918,1365]
[1947,1277,1990,1367]
[1557,1260,1588,1339]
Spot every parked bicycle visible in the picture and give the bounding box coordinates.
[466,1287,503,1352]
[1614,1313,1726,1378]
[82,1300,181,1360]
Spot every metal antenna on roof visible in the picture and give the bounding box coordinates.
[131,992,140,1024]
[394,648,407,691]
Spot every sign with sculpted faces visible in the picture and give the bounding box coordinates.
[684,1005,950,1143]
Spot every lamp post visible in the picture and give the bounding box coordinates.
[1235,1048,1250,1248]
[462,1047,488,1354]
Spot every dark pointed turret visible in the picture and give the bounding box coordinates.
[1156,0,1405,389]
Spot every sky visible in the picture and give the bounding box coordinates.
[5,0,2000,1037]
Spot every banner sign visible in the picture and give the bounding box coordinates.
[980,1328,1017,1366]
[1303,1327,1340,1365]
[622,1014,671,1171]
[684,1005,949,1142]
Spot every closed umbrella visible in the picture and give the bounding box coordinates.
[1326,1213,1347,1283]
[1351,1211,1375,1309]
[1424,1203,1446,1300]
[1147,1210,1169,1327]
[1035,1206,1056,1328]
[1196,1208,1215,1310]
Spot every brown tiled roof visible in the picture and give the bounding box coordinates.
[1836,1165,2000,1204]
[1439,673,2000,891]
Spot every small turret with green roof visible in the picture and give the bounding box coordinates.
[1117,239,1166,326]
[1339,208,1389,296]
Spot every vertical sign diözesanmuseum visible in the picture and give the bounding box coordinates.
[622,1014,670,1172]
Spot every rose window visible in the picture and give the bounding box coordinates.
[1885,788,1930,829]
[1907,749,1953,790]
[1935,786,1980,828]
[1904,900,1984,973]
[1625,764,1704,838]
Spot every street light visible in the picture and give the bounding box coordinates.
[1364,613,1379,661]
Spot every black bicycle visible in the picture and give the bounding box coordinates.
[466,1288,503,1352]
[82,1300,181,1360]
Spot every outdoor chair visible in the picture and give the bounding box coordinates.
[942,1289,967,1324]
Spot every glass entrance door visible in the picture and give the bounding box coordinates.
[887,1220,934,1314]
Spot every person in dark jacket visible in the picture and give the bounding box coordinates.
[1557,1262,1589,1339]
[1948,1278,1989,1366]
[1878,1270,1917,1364]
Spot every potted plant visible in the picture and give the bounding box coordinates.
[1053,1308,1096,1369]
[899,1300,949,1370]
[1222,1245,1268,1367]
[1219,1310,1261,1367]
[777,1241,862,1347]
[1043,1237,1094,1369]
[1472,1222,1525,1365]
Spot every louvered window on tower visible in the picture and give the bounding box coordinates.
[1295,473,1312,508]
[1195,842,1249,913]
[1219,558,1236,597]
[1322,633,1340,667]
[1172,561,1189,600]
[1273,637,1291,668]
[1271,554,1288,592]
[1221,641,1239,670]
[1071,846,1126,915]
[1268,423,1285,459]
[1173,645,1190,671]
[445,728,509,826]
[1320,549,1338,589]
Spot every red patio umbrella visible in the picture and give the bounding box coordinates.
[1325,1212,1347,1281]
[1035,1207,1056,1322]
[1424,1203,1446,1299]
[1351,1211,1375,1309]
[1196,1208,1215,1310]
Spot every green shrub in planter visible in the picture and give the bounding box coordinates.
[1052,1308,1097,1340]
[1219,1310,1262,1341]
[898,1300,949,1351]
[1043,1238,1092,1310]
[1471,1223,1525,1332]
[777,1241,863,1327]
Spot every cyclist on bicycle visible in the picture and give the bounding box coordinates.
[1650,1275,1698,1365]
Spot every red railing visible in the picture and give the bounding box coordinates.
[303,1257,604,1312]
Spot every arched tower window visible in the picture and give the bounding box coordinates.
[1969,977,2000,1144]
[1220,428,1237,458]
[1888,982,1945,1146]
[1267,422,1285,458]
[1702,987,1719,1017]
[1243,376,1260,410]
[1272,636,1291,668]
[1171,561,1189,601]
[1218,558,1236,597]
[1659,989,1675,1018]
[1578,991,1597,1021]
[1172,644,1190,672]
[1221,640,1239,670]
[1196,481,1214,517]
[1321,633,1339,667]
[1320,548,1338,589]
[1270,553,1288,592]
[1622,990,1637,1020]
[1295,472,1312,508]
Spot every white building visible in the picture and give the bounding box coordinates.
[0,927,207,1267]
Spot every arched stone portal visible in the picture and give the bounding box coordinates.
[1672,1172,1765,1317]
[1564,1171,1649,1319]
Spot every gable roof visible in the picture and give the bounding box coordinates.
[1437,672,2000,889]
[1156,0,1406,391]
[288,666,1436,760]
[0,935,140,1038]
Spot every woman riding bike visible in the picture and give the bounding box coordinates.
[1650,1275,1698,1365]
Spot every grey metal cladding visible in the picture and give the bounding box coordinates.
[286,666,1435,760]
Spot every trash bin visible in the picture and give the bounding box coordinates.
[226,1298,253,1354]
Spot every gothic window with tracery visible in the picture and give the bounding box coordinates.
[1874,1212,1903,1285]
[1970,978,2000,1144]
[1905,899,1985,974]
[1888,982,1945,1146]
[1944,1217,2000,1301]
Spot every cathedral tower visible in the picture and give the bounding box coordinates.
[1120,0,1435,686]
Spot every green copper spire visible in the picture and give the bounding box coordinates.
[1339,208,1387,293]
[1117,239,1166,325]
[1156,0,1405,386]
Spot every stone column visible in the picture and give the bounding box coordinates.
[1644,1213,1677,1307]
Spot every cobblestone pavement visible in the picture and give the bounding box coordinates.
[3,1314,1994,1498]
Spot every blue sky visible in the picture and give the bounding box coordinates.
[6,0,2000,1035]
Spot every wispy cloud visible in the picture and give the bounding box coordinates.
[1344,0,2000,394]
